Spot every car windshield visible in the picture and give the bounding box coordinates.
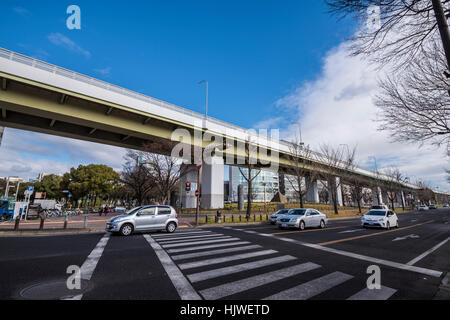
[126,207,142,215]
[275,209,289,215]
[288,209,307,216]
[366,210,386,216]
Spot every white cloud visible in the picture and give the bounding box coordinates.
[47,33,91,58]
[270,41,450,192]
[94,67,112,76]
[0,128,126,180]
[13,7,31,17]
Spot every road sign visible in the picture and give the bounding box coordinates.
[68,194,72,198]
[27,186,34,192]
[195,190,199,197]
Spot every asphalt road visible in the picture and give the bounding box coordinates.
[1,208,449,300]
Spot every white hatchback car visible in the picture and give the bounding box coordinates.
[361,209,398,229]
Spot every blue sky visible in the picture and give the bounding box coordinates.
[0,1,448,191]
[0,1,356,126]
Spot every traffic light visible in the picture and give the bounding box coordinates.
[185,182,191,192]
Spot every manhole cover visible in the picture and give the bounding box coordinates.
[20,279,91,300]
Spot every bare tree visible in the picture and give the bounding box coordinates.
[315,144,355,214]
[327,1,450,150]
[376,43,450,150]
[286,133,315,208]
[238,135,261,218]
[120,150,155,206]
[382,167,406,210]
[142,142,187,205]
[326,0,449,70]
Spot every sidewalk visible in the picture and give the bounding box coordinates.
[0,212,193,236]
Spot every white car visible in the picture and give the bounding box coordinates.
[361,209,398,229]
[276,208,328,230]
[418,205,429,211]
[269,209,290,225]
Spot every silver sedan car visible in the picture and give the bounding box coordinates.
[276,208,328,230]
[269,209,290,225]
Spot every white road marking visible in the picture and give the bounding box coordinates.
[162,237,241,248]
[143,234,201,300]
[406,237,450,266]
[178,250,278,270]
[199,262,320,300]
[187,255,297,283]
[392,234,420,242]
[152,231,213,238]
[339,229,366,234]
[167,241,251,253]
[263,271,353,300]
[153,233,223,242]
[347,286,397,300]
[229,229,443,278]
[80,233,110,281]
[65,233,110,300]
[158,235,231,244]
[171,244,262,261]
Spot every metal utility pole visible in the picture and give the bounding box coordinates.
[195,162,202,226]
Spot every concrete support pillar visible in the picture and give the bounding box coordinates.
[201,156,224,209]
[329,177,343,207]
[305,176,319,203]
[181,164,198,209]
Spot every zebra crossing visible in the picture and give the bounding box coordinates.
[150,229,399,300]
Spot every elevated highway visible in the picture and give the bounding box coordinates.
[0,47,447,208]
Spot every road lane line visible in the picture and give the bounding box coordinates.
[167,241,251,253]
[269,226,346,235]
[80,233,110,281]
[144,234,201,300]
[316,220,435,246]
[178,250,278,270]
[153,233,222,242]
[199,262,321,300]
[171,244,262,260]
[162,237,241,248]
[347,286,397,300]
[187,255,297,283]
[229,228,443,278]
[263,271,353,300]
[158,235,230,244]
[406,237,450,266]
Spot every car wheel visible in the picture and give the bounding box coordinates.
[120,223,133,236]
[299,221,305,231]
[319,220,325,229]
[386,222,390,230]
[166,222,177,233]
[278,225,284,229]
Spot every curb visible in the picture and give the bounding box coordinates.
[434,271,450,300]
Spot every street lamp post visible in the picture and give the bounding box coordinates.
[198,80,208,119]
